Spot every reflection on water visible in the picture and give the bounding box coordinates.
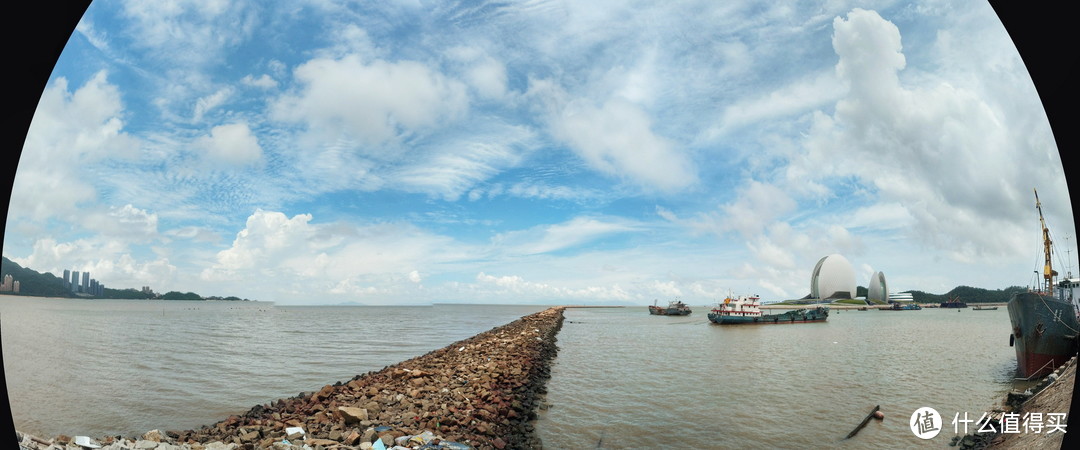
[535,306,1042,449]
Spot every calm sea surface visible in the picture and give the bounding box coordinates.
[1,297,1056,448]
[533,306,1049,449]
[0,296,547,438]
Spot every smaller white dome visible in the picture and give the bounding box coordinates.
[867,271,888,303]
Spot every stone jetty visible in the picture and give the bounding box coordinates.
[941,354,1076,450]
[17,306,566,450]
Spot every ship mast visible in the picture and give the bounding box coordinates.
[1034,188,1057,294]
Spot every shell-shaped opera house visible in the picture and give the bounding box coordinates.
[866,271,889,303]
[810,254,856,300]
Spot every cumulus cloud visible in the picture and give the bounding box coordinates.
[718,181,797,238]
[11,71,139,221]
[475,272,633,301]
[791,7,1050,261]
[446,46,510,101]
[195,122,263,166]
[270,54,469,148]
[82,204,160,242]
[199,209,461,301]
[12,238,178,291]
[550,98,696,193]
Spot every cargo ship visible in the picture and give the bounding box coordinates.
[882,302,922,310]
[940,295,967,309]
[649,299,692,315]
[1007,189,1080,379]
[707,294,828,324]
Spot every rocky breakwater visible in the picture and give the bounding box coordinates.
[190,306,565,449]
[18,306,565,450]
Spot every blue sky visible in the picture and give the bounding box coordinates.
[4,1,1075,305]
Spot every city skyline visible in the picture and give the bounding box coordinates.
[4,2,1076,305]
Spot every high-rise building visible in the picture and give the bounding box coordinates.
[63,269,71,288]
[82,272,90,291]
[71,271,80,292]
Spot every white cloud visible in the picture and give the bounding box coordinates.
[550,98,695,193]
[271,54,469,148]
[494,216,639,256]
[389,124,533,200]
[195,122,263,166]
[718,180,797,238]
[446,46,509,101]
[82,204,160,242]
[199,209,462,302]
[241,74,278,89]
[12,238,178,291]
[790,7,1056,262]
[711,70,845,138]
[193,87,234,122]
[118,0,255,68]
[11,71,139,222]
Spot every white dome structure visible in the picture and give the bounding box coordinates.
[867,271,888,303]
[810,254,856,299]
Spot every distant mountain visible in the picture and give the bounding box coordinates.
[903,285,1028,304]
[1,256,75,298]
[1,256,249,301]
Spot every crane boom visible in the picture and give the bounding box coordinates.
[1034,188,1057,294]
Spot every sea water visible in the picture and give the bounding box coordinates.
[0,296,546,438]
[1,297,1053,448]
[533,306,1049,449]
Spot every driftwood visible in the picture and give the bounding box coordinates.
[845,405,881,439]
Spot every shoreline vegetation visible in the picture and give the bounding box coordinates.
[1,256,252,302]
[15,307,567,450]
[3,256,1032,307]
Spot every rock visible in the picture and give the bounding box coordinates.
[338,407,369,424]
[142,430,165,442]
[239,430,260,442]
[343,429,361,445]
[364,401,382,414]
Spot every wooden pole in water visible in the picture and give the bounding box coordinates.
[845,405,881,439]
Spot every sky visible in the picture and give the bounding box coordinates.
[3,1,1075,306]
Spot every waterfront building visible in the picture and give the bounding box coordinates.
[810,254,856,299]
[889,292,914,302]
[71,271,80,293]
[867,271,889,303]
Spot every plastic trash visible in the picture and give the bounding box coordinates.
[73,436,102,449]
[285,426,305,436]
[439,441,474,450]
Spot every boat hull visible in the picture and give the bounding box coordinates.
[708,307,828,325]
[1007,291,1080,378]
[649,305,692,316]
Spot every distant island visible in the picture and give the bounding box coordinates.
[0,256,252,301]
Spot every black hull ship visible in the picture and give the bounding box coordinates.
[1007,189,1080,379]
[649,299,692,316]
